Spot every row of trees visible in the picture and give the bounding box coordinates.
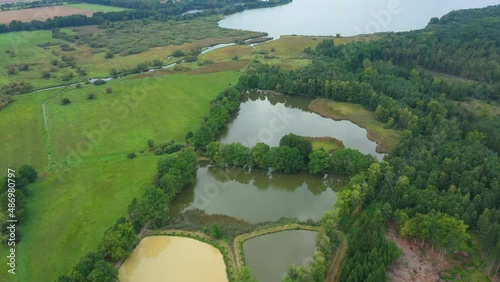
[58,147,198,281]
[192,87,241,150]
[205,133,374,176]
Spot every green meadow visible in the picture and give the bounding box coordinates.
[64,3,128,12]
[0,89,59,172]
[15,155,159,282]
[47,71,240,162]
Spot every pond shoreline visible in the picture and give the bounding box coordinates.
[308,98,393,154]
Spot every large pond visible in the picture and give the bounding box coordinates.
[119,236,227,282]
[171,165,347,223]
[220,91,383,159]
[243,230,318,282]
[219,0,500,39]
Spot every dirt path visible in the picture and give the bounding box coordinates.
[325,230,347,282]
[233,224,320,269]
[41,87,68,172]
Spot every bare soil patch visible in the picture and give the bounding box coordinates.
[0,6,95,24]
[386,224,441,282]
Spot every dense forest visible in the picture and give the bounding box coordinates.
[0,0,291,33]
[237,5,500,281]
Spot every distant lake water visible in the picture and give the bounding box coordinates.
[219,0,500,38]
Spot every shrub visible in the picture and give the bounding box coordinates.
[87,92,95,100]
[185,55,198,62]
[60,98,71,105]
[93,79,107,86]
[105,50,114,59]
[7,65,17,75]
[19,64,29,71]
[106,87,112,94]
[232,55,239,61]
[41,71,51,79]
[154,148,163,155]
[127,152,137,159]
[61,72,74,81]
[171,50,184,57]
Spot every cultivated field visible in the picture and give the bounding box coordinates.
[0,6,95,24]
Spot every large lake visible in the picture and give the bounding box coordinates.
[219,0,500,38]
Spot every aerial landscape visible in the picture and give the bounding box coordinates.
[0,0,499,281]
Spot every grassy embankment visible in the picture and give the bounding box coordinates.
[309,99,401,153]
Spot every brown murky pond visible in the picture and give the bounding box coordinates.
[119,236,227,282]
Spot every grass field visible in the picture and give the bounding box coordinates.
[12,154,160,282]
[305,137,345,153]
[64,3,127,12]
[0,89,61,173]
[309,99,400,153]
[0,30,80,89]
[46,71,240,162]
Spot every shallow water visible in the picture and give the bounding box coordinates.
[119,236,227,282]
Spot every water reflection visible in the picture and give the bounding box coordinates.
[220,91,383,159]
[170,164,347,223]
[243,230,318,282]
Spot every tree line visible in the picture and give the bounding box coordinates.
[205,134,374,176]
